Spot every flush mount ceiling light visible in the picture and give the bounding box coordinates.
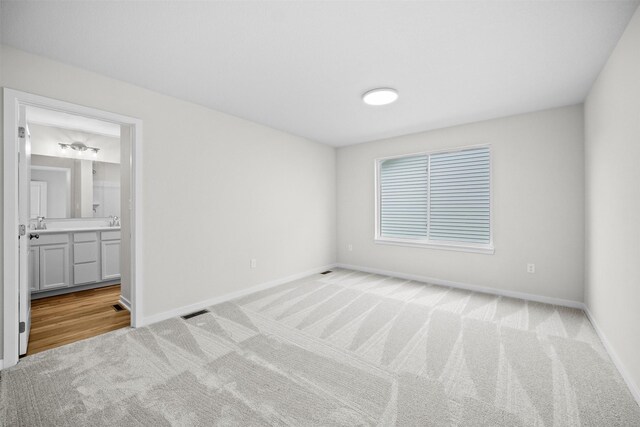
[362,88,398,106]
[58,142,100,154]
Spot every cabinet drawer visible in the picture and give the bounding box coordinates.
[74,232,97,242]
[30,233,69,246]
[74,241,98,264]
[101,231,121,241]
[74,262,99,285]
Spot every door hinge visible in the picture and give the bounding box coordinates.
[18,126,25,138]
[19,224,26,237]
[19,321,26,333]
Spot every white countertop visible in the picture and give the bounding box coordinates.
[30,226,121,235]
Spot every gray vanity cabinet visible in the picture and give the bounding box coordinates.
[30,230,121,295]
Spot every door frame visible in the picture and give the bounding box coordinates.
[3,88,144,368]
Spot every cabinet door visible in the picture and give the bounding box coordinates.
[101,240,121,280]
[40,244,70,290]
[29,246,40,292]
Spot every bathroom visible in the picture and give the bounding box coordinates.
[25,106,130,355]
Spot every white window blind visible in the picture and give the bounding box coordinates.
[379,155,429,239]
[378,146,491,250]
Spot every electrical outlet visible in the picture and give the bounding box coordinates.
[348,244,353,252]
[527,263,535,274]
[250,259,257,268]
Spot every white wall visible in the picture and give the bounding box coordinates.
[584,5,640,398]
[337,105,585,302]
[0,45,337,359]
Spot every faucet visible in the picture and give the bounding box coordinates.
[109,216,120,227]
[36,216,47,230]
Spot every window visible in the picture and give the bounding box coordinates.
[376,146,493,253]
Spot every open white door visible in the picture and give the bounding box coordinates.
[18,105,32,355]
[4,90,143,367]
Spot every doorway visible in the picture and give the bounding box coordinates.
[3,89,144,368]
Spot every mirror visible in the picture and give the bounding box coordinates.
[28,122,121,219]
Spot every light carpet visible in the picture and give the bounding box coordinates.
[1,268,639,426]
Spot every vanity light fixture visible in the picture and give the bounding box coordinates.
[58,142,100,155]
[362,88,399,106]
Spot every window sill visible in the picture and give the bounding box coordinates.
[374,237,495,255]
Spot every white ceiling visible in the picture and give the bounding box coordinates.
[2,1,638,146]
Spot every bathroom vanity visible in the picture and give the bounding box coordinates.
[27,147,123,299]
[29,227,121,298]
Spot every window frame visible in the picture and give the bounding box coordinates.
[374,144,495,254]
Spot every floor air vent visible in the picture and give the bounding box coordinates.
[181,309,210,320]
[113,304,124,312]
[320,270,333,275]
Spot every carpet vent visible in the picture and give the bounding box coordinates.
[181,309,210,320]
[113,304,124,312]
[320,270,333,275]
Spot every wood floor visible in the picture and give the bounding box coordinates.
[27,285,130,356]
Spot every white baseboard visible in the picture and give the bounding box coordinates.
[142,264,336,327]
[583,305,640,406]
[118,295,132,312]
[337,263,584,309]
